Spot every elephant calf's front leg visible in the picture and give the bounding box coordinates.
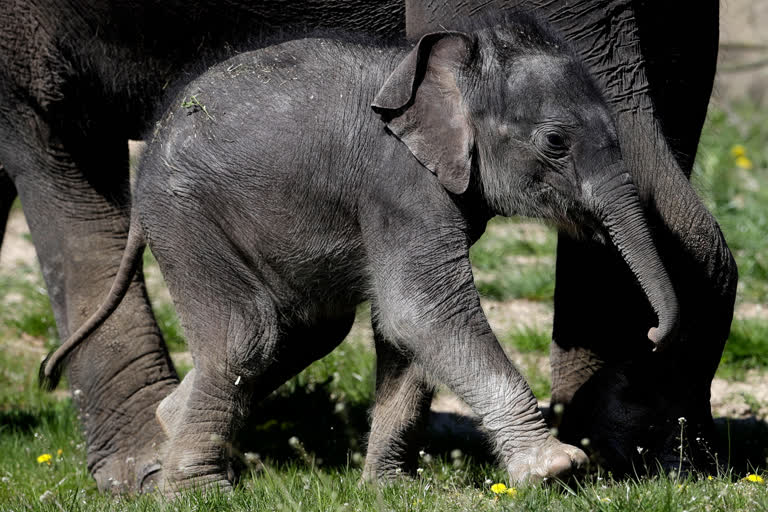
[370,249,587,483]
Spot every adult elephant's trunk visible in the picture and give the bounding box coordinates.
[592,169,679,350]
[620,115,738,371]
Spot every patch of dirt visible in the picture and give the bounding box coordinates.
[0,210,37,270]
[506,254,555,266]
[735,302,768,321]
[143,261,173,306]
[170,350,193,370]
[128,140,146,174]
[432,393,473,416]
[481,298,553,333]
[345,315,374,348]
[711,371,768,419]
[485,220,553,245]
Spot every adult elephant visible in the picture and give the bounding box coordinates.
[0,0,733,491]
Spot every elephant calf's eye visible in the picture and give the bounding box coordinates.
[533,127,570,159]
[534,128,570,159]
[545,132,566,148]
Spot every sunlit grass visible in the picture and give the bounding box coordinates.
[717,319,768,380]
[695,104,768,304]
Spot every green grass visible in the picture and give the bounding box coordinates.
[694,104,768,380]
[470,218,557,302]
[695,104,768,304]
[153,302,187,353]
[503,326,551,354]
[2,436,768,512]
[717,319,768,380]
[0,264,58,349]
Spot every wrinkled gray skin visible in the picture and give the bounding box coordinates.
[46,18,679,491]
[3,0,733,491]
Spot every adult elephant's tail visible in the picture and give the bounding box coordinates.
[39,213,147,391]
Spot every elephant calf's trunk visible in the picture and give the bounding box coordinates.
[595,174,679,351]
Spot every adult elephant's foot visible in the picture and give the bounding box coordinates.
[506,437,588,483]
[91,429,166,493]
[555,358,719,477]
[79,363,177,493]
[68,315,179,494]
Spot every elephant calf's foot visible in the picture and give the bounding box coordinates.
[159,455,236,496]
[361,457,414,484]
[506,437,588,483]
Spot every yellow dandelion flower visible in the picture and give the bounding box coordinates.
[744,474,764,483]
[735,155,753,170]
[707,475,714,481]
[490,483,517,498]
[490,483,508,494]
[730,144,747,158]
[36,453,52,464]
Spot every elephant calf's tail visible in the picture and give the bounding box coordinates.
[39,214,147,391]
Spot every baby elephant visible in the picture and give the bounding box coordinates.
[43,14,678,492]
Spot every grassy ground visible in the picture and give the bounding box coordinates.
[1,102,767,509]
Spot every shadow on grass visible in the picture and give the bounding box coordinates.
[239,380,768,479]
[714,416,768,475]
[0,398,74,438]
[0,407,60,433]
[238,385,495,470]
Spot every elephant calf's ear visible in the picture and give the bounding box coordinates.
[372,32,475,195]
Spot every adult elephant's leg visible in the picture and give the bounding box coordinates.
[550,0,734,472]
[362,320,434,482]
[0,165,17,250]
[634,0,720,176]
[631,2,726,461]
[10,127,178,492]
[549,235,652,408]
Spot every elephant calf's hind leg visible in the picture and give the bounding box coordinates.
[363,327,434,482]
